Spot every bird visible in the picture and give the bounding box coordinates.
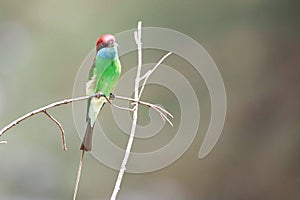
[80,34,122,151]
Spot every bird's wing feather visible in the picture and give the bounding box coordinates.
[86,56,113,94]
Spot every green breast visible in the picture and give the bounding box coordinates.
[95,58,121,96]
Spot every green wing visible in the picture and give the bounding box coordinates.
[86,57,113,95]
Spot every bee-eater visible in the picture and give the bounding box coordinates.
[80,34,121,151]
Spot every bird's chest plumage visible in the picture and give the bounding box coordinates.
[86,51,121,95]
[96,61,121,95]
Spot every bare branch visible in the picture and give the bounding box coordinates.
[0,93,104,138]
[151,105,174,127]
[43,110,67,150]
[73,150,85,200]
[0,91,172,146]
[111,21,143,200]
[138,51,172,99]
[110,21,173,200]
[115,95,174,126]
[110,103,136,112]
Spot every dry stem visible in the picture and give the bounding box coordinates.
[0,93,173,149]
[110,21,172,200]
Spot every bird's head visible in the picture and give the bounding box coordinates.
[96,34,117,51]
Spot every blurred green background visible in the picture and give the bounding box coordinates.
[1,0,300,199]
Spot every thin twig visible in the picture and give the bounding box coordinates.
[0,93,104,138]
[110,103,136,112]
[115,95,174,121]
[43,110,67,150]
[138,51,172,99]
[151,105,174,127]
[73,150,85,200]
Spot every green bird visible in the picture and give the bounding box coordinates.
[80,34,121,151]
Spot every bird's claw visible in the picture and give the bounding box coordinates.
[94,93,104,99]
[109,93,115,100]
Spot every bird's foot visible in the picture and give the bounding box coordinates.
[94,93,105,99]
[109,93,115,100]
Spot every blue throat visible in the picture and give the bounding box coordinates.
[97,46,118,60]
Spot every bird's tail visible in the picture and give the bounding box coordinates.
[80,118,94,151]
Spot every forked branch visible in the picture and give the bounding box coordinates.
[110,21,172,200]
[0,93,173,149]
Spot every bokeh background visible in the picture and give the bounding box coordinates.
[1,0,300,199]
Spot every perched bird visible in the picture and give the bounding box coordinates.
[80,34,122,151]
